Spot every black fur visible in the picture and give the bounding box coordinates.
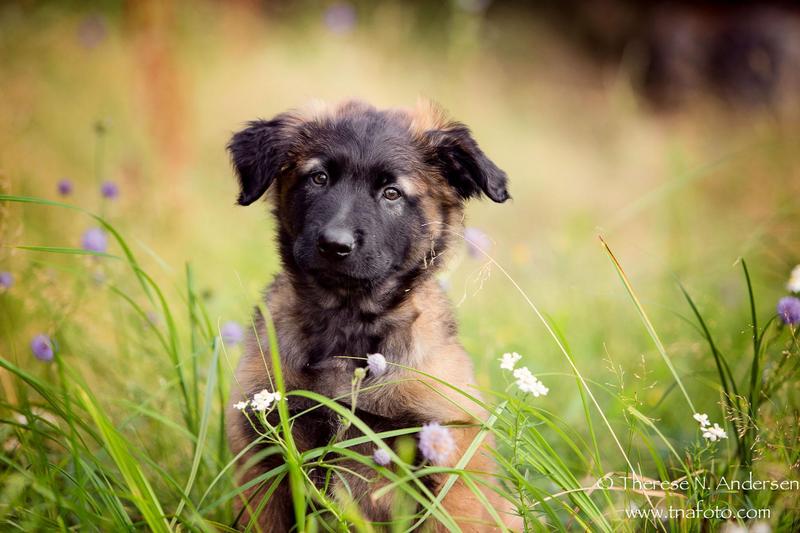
[423,125,510,202]
[228,116,295,206]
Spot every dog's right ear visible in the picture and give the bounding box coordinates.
[227,117,294,206]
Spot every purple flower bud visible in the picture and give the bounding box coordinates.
[373,448,391,466]
[221,321,244,346]
[100,181,118,199]
[81,228,108,253]
[777,296,800,325]
[31,334,54,362]
[323,3,357,35]
[0,272,12,289]
[57,179,73,196]
[463,227,492,259]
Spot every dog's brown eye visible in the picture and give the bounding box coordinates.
[311,172,328,186]
[382,187,401,201]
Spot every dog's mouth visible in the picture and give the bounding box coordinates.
[303,267,382,291]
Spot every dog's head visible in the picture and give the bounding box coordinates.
[228,100,509,290]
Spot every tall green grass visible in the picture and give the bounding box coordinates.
[1,195,799,531]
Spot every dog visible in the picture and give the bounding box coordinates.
[226,100,512,531]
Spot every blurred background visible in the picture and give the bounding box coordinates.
[2,0,800,462]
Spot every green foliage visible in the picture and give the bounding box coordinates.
[2,194,798,531]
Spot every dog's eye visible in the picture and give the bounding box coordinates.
[310,172,328,186]
[382,187,401,201]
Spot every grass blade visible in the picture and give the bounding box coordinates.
[77,388,170,533]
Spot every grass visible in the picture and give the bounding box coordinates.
[2,2,800,531]
[2,191,798,531]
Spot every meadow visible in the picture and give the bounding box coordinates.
[1,2,800,531]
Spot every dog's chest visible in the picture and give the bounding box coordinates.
[299,308,388,370]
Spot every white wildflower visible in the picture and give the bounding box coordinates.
[513,366,549,397]
[695,413,727,441]
[252,389,277,412]
[693,413,710,427]
[233,400,249,411]
[367,353,387,376]
[519,378,549,397]
[788,265,800,293]
[513,366,532,380]
[499,352,522,371]
[720,522,748,533]
[702,423,728,442]
[750,521,772,533]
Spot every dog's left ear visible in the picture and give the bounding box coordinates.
[227,116,294,206]
[423,125,509,203]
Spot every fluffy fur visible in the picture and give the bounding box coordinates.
[226,100,513,531]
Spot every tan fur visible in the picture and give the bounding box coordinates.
[228,276,516,531]
[407,98,453,136]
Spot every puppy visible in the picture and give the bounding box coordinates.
[227,100,512,531]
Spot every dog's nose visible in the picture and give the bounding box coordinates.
[318,227,355,259]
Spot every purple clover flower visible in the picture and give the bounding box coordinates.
[30,334,54,362]
[0,272,12,290]
[58,179,73,196]
[323,3,357,35]
[777,296,800,325]
[221,321,244,346]
[373,448,391,466]
[463,227,492,259]
[418,422,455,465]
[81,228,108,253]
[100,181,118,199]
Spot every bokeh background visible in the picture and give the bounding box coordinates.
[2,0,800,520]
